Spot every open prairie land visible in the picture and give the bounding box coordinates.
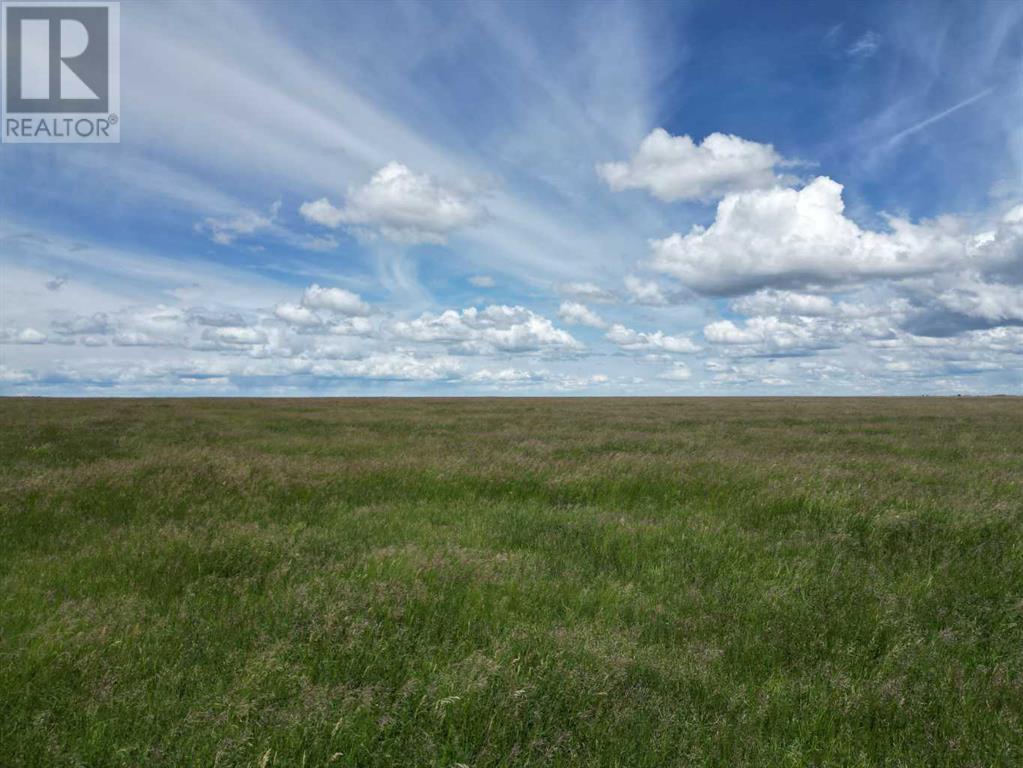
[1,397,1022,767]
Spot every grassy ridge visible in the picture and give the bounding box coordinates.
[1,397,1021,766]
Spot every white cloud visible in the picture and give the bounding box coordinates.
[886,88,995,149]
[52,312,113,336]
[698,197,1023,340]
[299,162,482,244]
[1002,203,1023,225]
[598,129,791,202]
[326,352,461,381]
[703,311,897,355]
[623,274,669,305]
[732,290,837,317]
[1,327,47,344]
[200,326,268,347]
[605,323,700,353]
[901,271,1023,333]
[113,306,189,345]
[468,275,495,288]
[391,305,582,354]
[188,309,247,327]
[52,351,463,385]
[43,308,176,349]
[847,31,881,58]
[558,281,617,303]
[0,366,35,382]
[468,367,547,384]
[930,276,1023,323]
[274,302,322,327]
[657,362,691,381]
[273,285,371,329]
[113,331,171,347]
[465,368,612,390]
[704,358,807,388]
[731,290,899,328]
[558,301,606,328]
[301,284,370,316]
[648,176,990,295]
[199,201,280,245]
[327,316,376,337]
[298,198,344,229]
[705,317,816,348]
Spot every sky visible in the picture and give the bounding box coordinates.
[1,0,1021,396]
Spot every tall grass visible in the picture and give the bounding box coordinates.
[1,397,1021,766]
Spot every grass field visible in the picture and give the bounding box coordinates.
[1,397,1022,766]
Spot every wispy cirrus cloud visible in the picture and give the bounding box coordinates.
[885,87,995,149]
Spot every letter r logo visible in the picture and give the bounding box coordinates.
[4,4,109,113]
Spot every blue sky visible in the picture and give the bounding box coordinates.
[1,0,1021,395]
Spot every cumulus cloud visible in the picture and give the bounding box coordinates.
[928,277,1023,324]
[31,351,463,386]
[605,323,700,354]
[301,284,370,316]
[705,317,830,350]
[274,303,322,327]
[298,199,344,229]
[0,366,35,383]
[187,309,247,327]
[657,362,691,381]
[326,352,461,381]
[391,305,582,354]
[899,272,1023,336]
[327,317,376,337]
[299,162,482,244]
[273,284,371,330]
[200,326,269,348]
[558,301,606,328]
[598,129,791,202]
[113,331,171,347]
[0,327,47,344]
[558,281,617,303]
[731,290,838,317]
[466,368,612,390]
[885,206,1023,336]
[45,308,183,347]
[50,306,267,349]
[110,306,189,346]
[623,275,670,305]
[648,176,990,295]
[52,312,112,336]
[199,201,280,245]
[468,367,547,384]
[703,311,898,355]
[704,358,803,388]
[690,196,1023,341]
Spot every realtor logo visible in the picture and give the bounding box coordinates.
[2,1,119,142]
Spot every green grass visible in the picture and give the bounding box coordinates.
[1,397,1022,767]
